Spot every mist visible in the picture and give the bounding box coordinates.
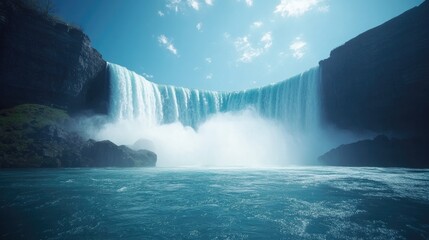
[80,109,370,167]
[88,108,318,167]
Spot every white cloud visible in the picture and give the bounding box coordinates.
[166,0,181,12]
[318,5,329,13]
[274,0,323,17]
[166,0,203,12]
[245,0,253,7]
[252,21,263,28]
[158,11,165,16]
[196,22,203,31]
[187,0,200,10]
[167,45,178,55]
[234,36,263,63]
[224,32,231,39]
[205,0,214,6]
[289,37,306,59]
[205,57,212,63]
[206,73,213,79]
[158,34,178,55]
[234,32,273,63]
[261,32,272,49]
[158,35,168,45]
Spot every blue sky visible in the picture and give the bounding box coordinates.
[52,0,423,91]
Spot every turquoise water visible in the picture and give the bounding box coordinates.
[1,167,428,239]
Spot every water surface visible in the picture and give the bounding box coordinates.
[1,167,428,239]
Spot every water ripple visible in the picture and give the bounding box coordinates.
[0,167,428,239]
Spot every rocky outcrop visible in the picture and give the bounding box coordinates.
[319,135,429,168]
[0,104,156,168]
[0,0,109,114]
[319,1,429,136]
[82,140,156,167]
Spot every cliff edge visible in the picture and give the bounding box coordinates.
[319,1,429,136]
[319,1,429,167]
[0,0,109,114]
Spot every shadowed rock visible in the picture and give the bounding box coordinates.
[82,140,157,167]
[319,1,429,136]
[0,0,109,113]
[319,135,429,168]
[0,104,157,168]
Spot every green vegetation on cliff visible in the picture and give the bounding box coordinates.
[0,104,157,168]
[0,104,72,167]
[0,103,68,129]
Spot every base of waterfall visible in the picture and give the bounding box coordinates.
[101,63,342,167]
[94,108,341,167]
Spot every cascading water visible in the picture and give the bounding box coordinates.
[100,62,325,166]
[108,63,321,133]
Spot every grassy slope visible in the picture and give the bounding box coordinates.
[0,104,70,167]
[0,104,156,167]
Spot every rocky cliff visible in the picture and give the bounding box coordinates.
[0,104,157,168]
[319,1,429,136]
[319,135,429,168]
[0,0,109,114]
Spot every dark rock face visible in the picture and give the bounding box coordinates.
[29,125,88,168]
[1,125,157,168]
[318,1,429,167]
[0,2,157,168]
[319,1,429,136]
[319,135,429,168]
[120,146,157,167]
[0,0,109,114]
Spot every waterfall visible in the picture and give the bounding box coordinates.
[107,63,321,133]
